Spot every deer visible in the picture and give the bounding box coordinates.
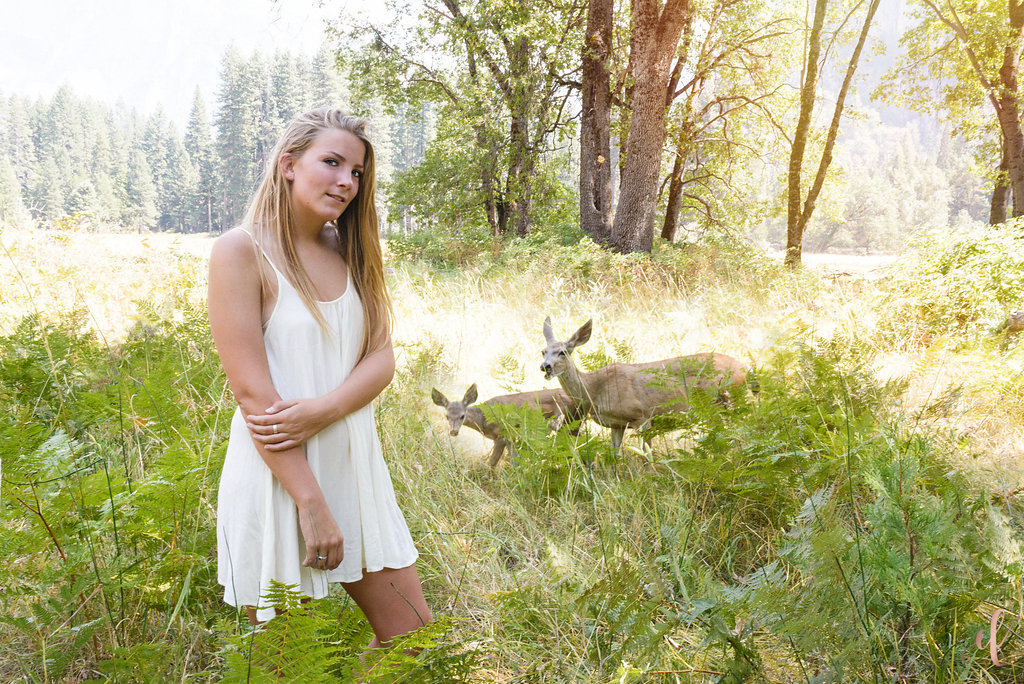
[431,384,585,467]
[540,316,749,453]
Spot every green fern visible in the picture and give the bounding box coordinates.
[218,583,480,683]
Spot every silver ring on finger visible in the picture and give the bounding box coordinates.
[317,554,327,560]
[273,424,279,434]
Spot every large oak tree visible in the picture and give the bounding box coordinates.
[342,0,582,237]
[883,0,1024,224]
[608,0,691,253]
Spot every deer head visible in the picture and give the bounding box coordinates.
[540,317,592,380]
[431,384,478,436]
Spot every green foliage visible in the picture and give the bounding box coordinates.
[387,116,495,236]
[219,583,344,682]
[629,340,1024,681]
[5,231,1024,681]
[217,584,480,682]
[387,223,500,269]
[878,222,1024,345]
[0,280,228,680]
[482,402,594,498]
[338,0,581,239]
[752,435,1014,681]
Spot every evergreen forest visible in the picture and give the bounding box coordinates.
[0,0,1005,256]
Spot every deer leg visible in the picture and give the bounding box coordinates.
[610,427,624,454]
[487,439,507,468]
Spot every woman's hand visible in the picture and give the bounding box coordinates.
[246,398,331,451]
[298,499,344,571]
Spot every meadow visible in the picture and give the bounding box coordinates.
[1,223,1024,682]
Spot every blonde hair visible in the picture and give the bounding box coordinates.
[242,108,392,359]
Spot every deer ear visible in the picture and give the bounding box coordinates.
[567,319,592,351]
[543,316,555,344]
[431,388,448,407]
[464,383,478,405]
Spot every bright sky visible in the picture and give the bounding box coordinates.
[0,0,358,130]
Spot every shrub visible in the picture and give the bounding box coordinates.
[878,221,1024,346]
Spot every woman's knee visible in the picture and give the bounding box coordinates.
[343,565,431,639]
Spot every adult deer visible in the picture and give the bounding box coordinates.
[431,384,584,467]
[540,317,749,452]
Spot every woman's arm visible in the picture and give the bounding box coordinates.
[208,229,343,569]
[246,334,396,452]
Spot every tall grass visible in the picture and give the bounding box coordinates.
[1,223,1023,681]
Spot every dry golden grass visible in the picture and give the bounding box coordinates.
[5,225,1022,495]
[0,227,212,340]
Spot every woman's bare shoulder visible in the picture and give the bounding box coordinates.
[211,227,258,267]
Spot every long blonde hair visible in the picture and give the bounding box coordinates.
[242,108,392,359]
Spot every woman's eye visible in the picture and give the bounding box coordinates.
[352,169,363,179]
[324,158,338,166]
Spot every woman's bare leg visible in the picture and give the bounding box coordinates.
[342,565,432,647]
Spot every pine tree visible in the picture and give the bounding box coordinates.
[141,110,174,229]
[25,158,65,223]
[124,149,158,231]
[0,94,9,161]
[0,154,23,222]
[64,178,100,226]
[216,48,266,229]
[109,102,140,225]
[87,110,118,225]
[270,51,311,129]
[5,97,36,186]
[311,45,347,109]
[162,135,198,232]
[184,89,219,232]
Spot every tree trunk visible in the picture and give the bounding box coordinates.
[482,142,501,235]
[991,143,1010,224]
[507,109,531,236]
[661,152,685,241]
[661,80,701,242]
[506,37,533,237]
[444,0,528,236]
[786,0,879,268]
[996,6,1024,218]
[580,0,614,243]
[785,0,827,269]
[610,0,691,254]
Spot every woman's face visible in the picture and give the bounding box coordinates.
[282,128,366,228]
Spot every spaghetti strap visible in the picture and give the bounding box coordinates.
[237,226,285,277]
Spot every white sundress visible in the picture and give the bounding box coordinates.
[216,233,418,622]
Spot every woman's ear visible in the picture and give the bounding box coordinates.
[279,154,296,182]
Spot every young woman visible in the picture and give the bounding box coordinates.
[208,108,431,645]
